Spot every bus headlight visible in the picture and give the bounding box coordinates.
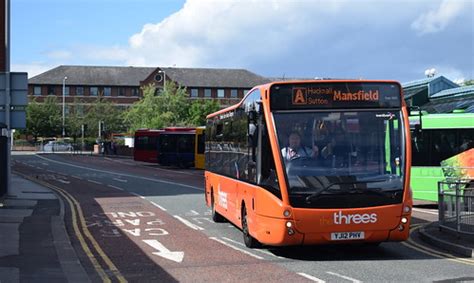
[286,221,292,228]
[283,210,291,217]
[401,217,408,224]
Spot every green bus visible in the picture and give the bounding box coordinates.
[410,112,474,201]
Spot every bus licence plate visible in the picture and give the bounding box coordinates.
[331,231,365,241]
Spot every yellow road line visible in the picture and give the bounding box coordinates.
[58,186,127,283]
[15,171,127,282]
[402,226,474,266]
[54,188,113,283]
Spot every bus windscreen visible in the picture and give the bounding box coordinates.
[270,82,401,110]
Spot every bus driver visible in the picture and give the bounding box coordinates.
[281,132,319,162]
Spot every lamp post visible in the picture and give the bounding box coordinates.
[62,76,67,137]
[158,70,166,89]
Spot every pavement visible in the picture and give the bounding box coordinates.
[1,172,473,282]
[418,221,474,257]
[0,174,89,283]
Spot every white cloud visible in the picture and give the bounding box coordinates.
[411,0,467,35]
[123,0,352,67]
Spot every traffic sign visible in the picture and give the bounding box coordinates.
[0,72,27,129]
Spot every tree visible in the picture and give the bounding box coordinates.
[464,79,474,86]
[65,98,85,142]
[124,81,192,132]
[187,99,220,126]
[25,96,61,141]
[85,96,125,139]
[123,84,162,132]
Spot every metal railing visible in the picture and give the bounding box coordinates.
[438,179,474,235]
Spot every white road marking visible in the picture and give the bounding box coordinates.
[185,210,199,216]
[35,154,203,191]
[298,273,326,283]
[150,201,167,211]
[142,239,184,263]
[88,179,103,185]
[173,215,204,231]
[326,272,361,283]
[113,178,128,183]
[57,179,70,184]
[47,170,55,173]
[130,192,146,199]
[209,237,263,260]
[412,208,438,215]
[107,184,124,191]
[71,175,82,180]
[221,237,284,259]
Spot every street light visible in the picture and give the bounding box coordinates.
[62,76,67,137]
[158,69,166,89]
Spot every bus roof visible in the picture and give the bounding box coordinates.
[206,79,403,119]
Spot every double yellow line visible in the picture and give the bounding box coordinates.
[16,172,127,283]
[403,224,474,266]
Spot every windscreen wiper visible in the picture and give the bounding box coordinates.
[305,180,397,203]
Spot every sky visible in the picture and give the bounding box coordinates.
[10,0,474,83]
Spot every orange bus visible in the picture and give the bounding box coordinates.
[205,80,412,248]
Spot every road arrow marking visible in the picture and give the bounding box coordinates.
[143,239,184,263]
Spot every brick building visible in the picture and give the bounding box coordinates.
[27,65,270,112]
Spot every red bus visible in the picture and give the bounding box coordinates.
[205,80,412,247]
[133,129,163,163]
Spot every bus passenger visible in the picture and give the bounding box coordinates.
[281,132,319,162]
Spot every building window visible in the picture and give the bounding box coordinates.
[65,105,70,115]
[64,86,70,96]
[132,88,139,96]
[76,87,84,96]
[47,86,55,95]
[90,87,98,96]
[191,88,198,97]
[243,89,250,96]
[33,86,41,96]
[230,89,237,98]
[118,87,125,96]
[104,87,111,96]
[204,89,212,98]
[217,89,225,98]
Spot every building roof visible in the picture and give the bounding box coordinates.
[401,76,437,89]
[28,65,270,88]
[430,85,474,99]
[422,96,474,113]
[161,67,270,88]
[29,65,156,86]
[401,76,459,99]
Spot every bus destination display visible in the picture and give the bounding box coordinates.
[270,82,401,110]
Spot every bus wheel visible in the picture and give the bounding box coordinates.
[242,206,261,248]
[211,189,225,223]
